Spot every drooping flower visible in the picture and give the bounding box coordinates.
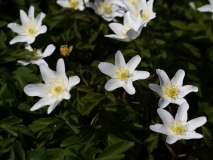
[86,0,124,21]
[7,6,47,45]
[149,69,198,108]
[150,102,207,144]
[98,50,150,95]
[24,58,80,114]
[105,11,144,42]
[56,0,88,11]
[122,0,156,26]
[197,0,213,19]
[17,44,55,66]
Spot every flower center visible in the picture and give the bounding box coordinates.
[120,25,135,37]
[60,45,73,56]
[29,49,41,60]
[163,84,179,99]
[129,0,137,6]
[45,77,66,99]
[116,66,130,81]
[69,0,79,8]
[169,120,187,135]
[24,22,37,36]
[141,9,149,20]
[100,2,113,14]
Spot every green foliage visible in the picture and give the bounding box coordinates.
[0,0,213,159]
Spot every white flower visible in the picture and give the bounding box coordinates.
[17,44,55,66]
[7,6,47,45]
[189,2,196,10]
[150,102,207,144]
[149,69,198,108]
[197,0,213,19]
[105,11,144,42]
[86,0,124,21]
[122,0,156,26]
[56,0,88,11]
[98,50,150,95]
[24,58,80,114]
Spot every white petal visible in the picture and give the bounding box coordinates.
[171,69,185,87]
[182,132,203,139]
[41,44,56,58]
[30,97,56,112]
[68,76,80,91]
[56,1,70,8]
[98,62,117,78]
[7,23,25,35]
[105,34,131,42]
[9,35,34,45]
[108,23,124,36]
[150,124,168,134]
[56,58,66,77]
[158,96,171,108]
[157,108,174,126]
[115,50,126,67]
[132,70,150,81]
[20,10,30,25]
[63,92,71,100]
[126,29,140,40]
[198,4,213,12]
[171,98,186,105]
[24,83,46,97]
[147,0,154,11]
[156,69,170,86]
[35,13,46,28]
[28,6,34,21]
[47,100,61,114]
[175,102,189,122]
[179,85,198,98]
[37,25,47,35]
[187,117,207,131]
[25,43,33,51]
[126,55,141,73]
[26,36,35,44]
[17,60,30,66]
[149,84,162,96]
[32,59,48,66]
[105,78,123,91]
[124,11,132,27]
[40,63,55,83]
[166,135,179,144]
[122,81,135,95]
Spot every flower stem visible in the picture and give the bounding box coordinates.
[164,140,190,159]
[133,40,142,57]
[146,28,162,55]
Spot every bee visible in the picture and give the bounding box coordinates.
[60,45,73,56]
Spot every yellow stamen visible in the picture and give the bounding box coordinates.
[99,2,113,14]
[163,84,179,99]
[45,77,66,99]
[24,22,36,36]
[60,45,73,56]
[141,9,149,20]
[116,66,130,81]
[120,25,135,37]
[129,0,137,6]
[69,0,79,8]
[169,120,187,135]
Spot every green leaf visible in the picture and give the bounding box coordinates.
[96,141,134,160]
[14,142,25,160]
[202,126,212,147]
[60,135,79,147]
